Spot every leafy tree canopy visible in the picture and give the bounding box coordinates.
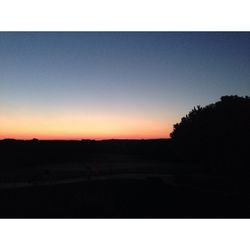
[170,95,250,163]
[170,95,250,142]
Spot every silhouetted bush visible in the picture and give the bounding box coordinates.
[170,95,250,172]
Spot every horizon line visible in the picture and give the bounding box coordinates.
[0,137,169,141]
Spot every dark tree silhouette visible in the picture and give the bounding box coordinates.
[170,95,250,172]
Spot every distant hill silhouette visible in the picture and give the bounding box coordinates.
[170,95,250,172]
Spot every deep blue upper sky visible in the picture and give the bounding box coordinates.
[0,32,250,139]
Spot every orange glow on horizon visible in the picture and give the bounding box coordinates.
[0,112,171,140]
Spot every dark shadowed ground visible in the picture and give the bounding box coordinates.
[0,139,249,218]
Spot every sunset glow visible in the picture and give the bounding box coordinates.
[0,112,171,139]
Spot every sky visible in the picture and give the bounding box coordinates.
[0,32,250,140]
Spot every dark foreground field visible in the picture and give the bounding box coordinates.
[0,139,249,218]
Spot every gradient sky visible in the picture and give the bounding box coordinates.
[0,32,250,139]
